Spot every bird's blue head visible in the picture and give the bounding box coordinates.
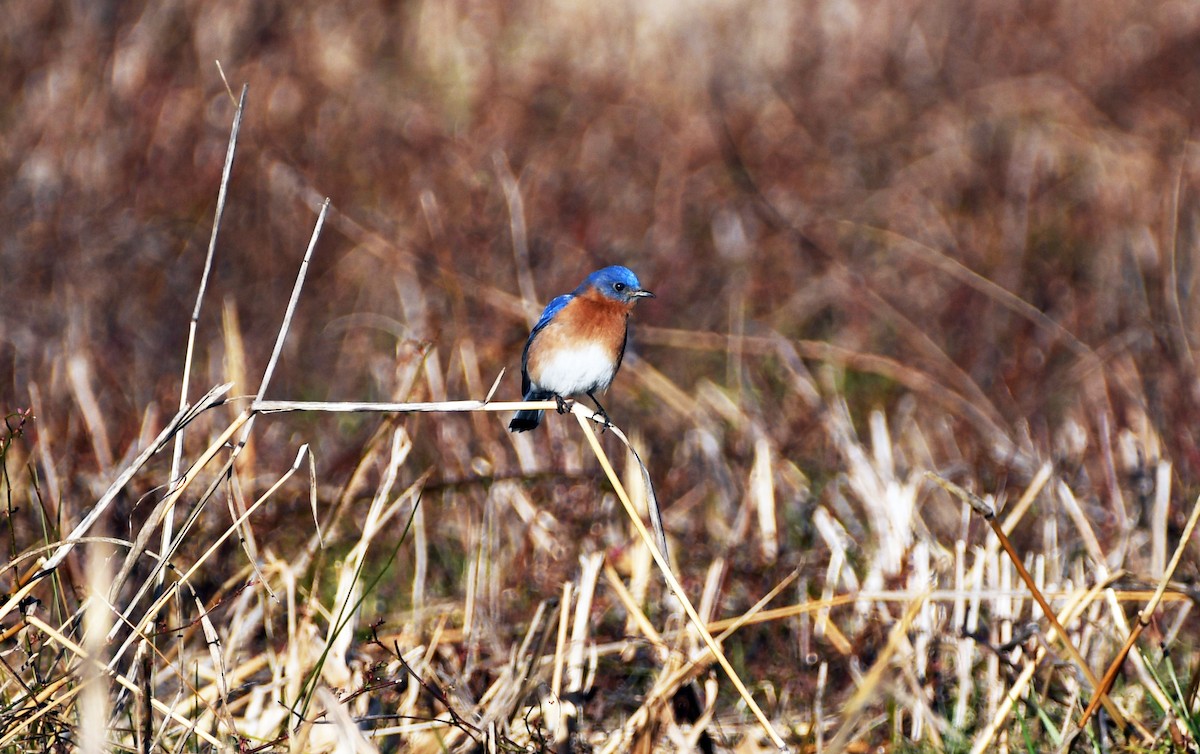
[577,265,655,304]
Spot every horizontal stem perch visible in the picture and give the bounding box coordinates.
[252,399,579,415]
[253,396,668,558]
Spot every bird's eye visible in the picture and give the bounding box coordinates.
[613,282,626,292]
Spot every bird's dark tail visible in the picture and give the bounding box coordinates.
[510,390,557,432]
[508,408,544,432]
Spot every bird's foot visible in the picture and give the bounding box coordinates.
[554,395,572,414]
[594,407,612,433]
[584,391,612,433]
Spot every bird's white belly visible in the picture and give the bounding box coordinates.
[533,342,616,396]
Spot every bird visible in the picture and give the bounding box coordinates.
[508,265,654,432]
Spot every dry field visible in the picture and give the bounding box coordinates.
[4,1,1200,752]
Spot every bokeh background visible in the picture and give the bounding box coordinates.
[6,0,1200,750]
[7,1,1200,469]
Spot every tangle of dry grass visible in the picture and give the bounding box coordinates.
[7,2,1200,753]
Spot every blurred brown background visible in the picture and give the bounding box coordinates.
[7,0,1200,541]
[4,2,1200,552]
[8,0,1200,746]
[6,1,1200,456]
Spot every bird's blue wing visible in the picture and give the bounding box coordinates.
[532,294,572,335]
[520,294,573,396]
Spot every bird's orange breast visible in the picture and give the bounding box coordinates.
[525,291,631,389]
[553,290,632,347]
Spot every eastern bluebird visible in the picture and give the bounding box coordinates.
[508,266,654,432]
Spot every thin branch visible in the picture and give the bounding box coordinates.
[163,82,248,583]
[593,421,671,571]
[253,398,564,415]
[1165,141,1195,374]
[1077,490,1200,732]
[171,83,248,485]
[30,383,232,583]
[493,151,538,321]
[573,413,788,751]
[239,197,331,448]
[926,472,1148,741]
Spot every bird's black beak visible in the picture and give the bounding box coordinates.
[632,289,655,299]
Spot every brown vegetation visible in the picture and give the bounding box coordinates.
[4,1,1200,751]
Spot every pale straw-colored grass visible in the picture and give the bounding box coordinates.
[7,7,1200,749]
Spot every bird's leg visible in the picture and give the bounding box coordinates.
[554,395,571,414]
[585,391,612,431]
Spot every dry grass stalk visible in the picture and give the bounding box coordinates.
[566,553,603,696]
[67,356,114,474]
[967,581,1108,754]
[164,83,248,581]
[750,437,778,563]
[824,593,928,754]
[11,11,1200,749]
[597,566,796,754]
[1078,490,1200,732]
[574,412,788,750]
[928,472,1150,741]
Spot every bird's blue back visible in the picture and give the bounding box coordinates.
[521,294,573,395]
[511,265,651,422]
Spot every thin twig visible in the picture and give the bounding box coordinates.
[31,383,232,582]
[824,593,928,754]
[168,83,247,489]
[574,413,788,751]
[157,82,245,640]
[927,472,1151,742]
[1077,491,1200,731]
[253,398,563,414]
[238,198,331,449]
[494,151,538,320]
[599,422,672,571]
